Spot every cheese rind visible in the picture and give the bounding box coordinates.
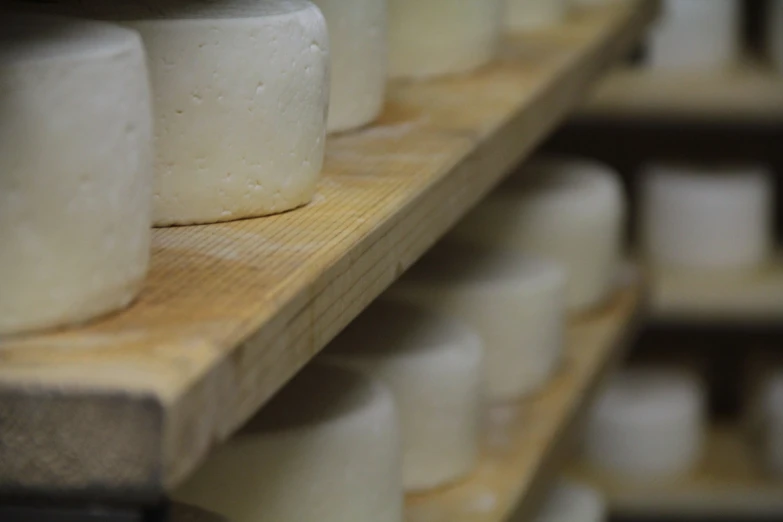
[175,364,403,522]
[324,299,483,491]
[505,0,568,31]
[0,14,153,336]
[535,481,606,522]
[41,0,330,225]
[388,0,503,79]
[312,0,386,132]
[389,243,565,402]
[641,164,773,270]
[451,158,625,312]
[585,369,705,478]
[647,0,739,70]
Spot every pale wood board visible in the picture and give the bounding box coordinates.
[0,1,657,497]
[570,424,783,518]
[648,254,783,324]
[406,280,642,522]
[579,62,783,121]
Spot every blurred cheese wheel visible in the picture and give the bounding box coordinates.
[389,243,565,402]
[585,369,705,478]
[505,0,568,31]
[534,481,606,522]
[324,299,483,491]
[175,364,403,522]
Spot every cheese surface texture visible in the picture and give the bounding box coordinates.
[175,364,403,522]
[648,0,739,70]
[641,164,772,270]
[324,299,483,491]
[0,14,153,336]
[312,0,386,132]
[44,0,330,225]
[534,481,606,522]
[506,0,567,31]
[452,158,625,312]
[585,369,705,478]
[390,243,565,401]
[388,0,502,78]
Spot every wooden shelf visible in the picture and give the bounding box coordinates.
[570,424,783,518]
[648,254,783,325]
[578,63,783,122]
[407,276,642,522]
[0,1,656,499]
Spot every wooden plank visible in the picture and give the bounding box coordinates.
[0,1,657,498]
[578,62,783,122]
[406,274,642,522]
[649,254,783,324]
[570,424,783,518]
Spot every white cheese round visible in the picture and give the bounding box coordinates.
[0,14,153,336]
[389,243,565,402]
[647,0,740,70]
[641,164,773,271]
[388,0,503,79]
[312,0,386,133]
[323,299,483,492]
[585,369,705,478]
[45,0,330,225]
[534,481,606,522]
[505,0,568,31]
[756,373,783,477]
[175,364,403,522]
[451,158,625,313]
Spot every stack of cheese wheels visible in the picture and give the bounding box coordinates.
[641,164,773,271]
[756,373,783,477]
[175,364,402,522]
[323,299,483,492]
[388,0,503,78]
[41,0,330,226]
[312,0,386,133]
[505,0,568,31]
[647,0,739,70]
[0,14,153,336]
[769,1,783,71]
[585,369,705,478]
[169,504,228,522]
[451,158,625,313]
[534,481,606,522]
[389,243,565,402]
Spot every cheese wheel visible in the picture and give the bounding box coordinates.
[0,14,153,336]
[323,299,483,491]
[451,158,625,312]
[388,0,503,79]
[768,1,783,71]
[641,164,773,271]
[505,0,568,31]
[757,373,783,477]
[534,481,606,522]
[585,369,705,478]
[170,504,227,522]
[175,364,402,522]
[311,0,386,133]
[389,243,565,402]
[647,0,739,70]
[40,0,330,225]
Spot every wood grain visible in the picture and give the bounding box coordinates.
[0,1,657,498]
[578,62,783,122]
[570,424,783,518]
[649,254,783,324]
[406,277,642,522]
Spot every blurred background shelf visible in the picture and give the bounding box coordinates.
[407,277,643,522]
[0,0,658,500]
[570,424,783,519]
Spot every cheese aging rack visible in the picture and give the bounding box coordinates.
[0,2,657,520]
